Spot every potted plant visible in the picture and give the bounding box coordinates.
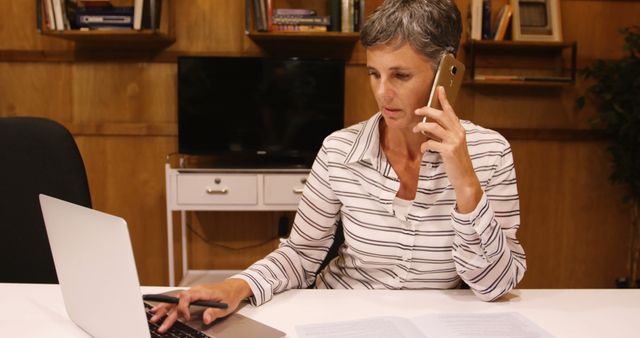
[577,25,640,287]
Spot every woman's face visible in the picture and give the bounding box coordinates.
[366,42,435,131]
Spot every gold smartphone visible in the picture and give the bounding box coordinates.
[422,53,465,123]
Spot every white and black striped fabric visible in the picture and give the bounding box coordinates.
[234,113,526,304]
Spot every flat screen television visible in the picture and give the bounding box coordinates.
[178,56,345,168]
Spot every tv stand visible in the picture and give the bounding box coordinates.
[164,156,310,286]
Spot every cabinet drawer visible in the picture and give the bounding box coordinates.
[177,174,257,205]
[263,174,307,205]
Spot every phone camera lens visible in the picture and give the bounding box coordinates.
[450,66,457,75]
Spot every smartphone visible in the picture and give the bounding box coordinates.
[422,54,465,122]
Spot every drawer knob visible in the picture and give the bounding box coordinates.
[293,188,304,194]
[206,187,229,194]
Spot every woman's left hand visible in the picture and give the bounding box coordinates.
[413,86,483,213]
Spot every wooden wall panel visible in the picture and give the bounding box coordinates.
[72,63,176,124]
[0,1,71,50]
[512,140,630,288]
[562,0,640,64]
[0,63,72,119]
[169,0,246,53]
[75,136,177,286]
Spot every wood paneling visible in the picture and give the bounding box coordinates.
[75,136,177,286]
[0,63,72,119]
[562,0,640,64]
[72,63,176,124]
[169,0,246,53]
[512,140,630,287]
[1,0,637,288]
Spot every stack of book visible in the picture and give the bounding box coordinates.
[469,0,513,41]
[251,0,365,33]
[272,8,330,32]
[37,0,161,32]
[75,1,133,30]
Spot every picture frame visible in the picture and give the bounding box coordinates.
[510,0,563,42]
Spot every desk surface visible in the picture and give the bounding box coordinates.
[2,283,638,337]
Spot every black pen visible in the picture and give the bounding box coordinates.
[143,294,229,309]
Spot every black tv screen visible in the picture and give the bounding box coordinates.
[178,56,345,168]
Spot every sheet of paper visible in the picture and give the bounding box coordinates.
[296,316,424,338]
[412,312,555,338]
[296,312,554,338]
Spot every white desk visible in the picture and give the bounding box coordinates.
[2,283,638,337]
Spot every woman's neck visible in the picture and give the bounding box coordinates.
[379,120,425,161]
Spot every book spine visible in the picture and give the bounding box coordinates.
[52,0,65,31]
[272,24,328,32]
[481,0,491,39]
[44,0,57,30]
[253,0,264,31]
[272,16,331,26]
[266,0,273,31]
[341,0,350,32]
[273,8,316,16]
[470,0,482,40]
[329,0,341,32]
[133,0,143,29]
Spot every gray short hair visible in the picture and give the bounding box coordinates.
[360,0,462,67]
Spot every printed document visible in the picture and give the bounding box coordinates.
[296,312,554,338]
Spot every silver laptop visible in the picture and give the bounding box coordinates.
[39,194,285,338]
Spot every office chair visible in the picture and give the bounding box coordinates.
[0,117,92,284]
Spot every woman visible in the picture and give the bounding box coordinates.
[153,0,526,332]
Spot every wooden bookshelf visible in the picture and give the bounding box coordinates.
[464,40,577,86]
[36,0,175,48]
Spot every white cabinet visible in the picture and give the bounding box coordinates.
[176,174,258,205]
[165,163,310,286]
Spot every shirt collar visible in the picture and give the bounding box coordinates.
[344,112,384,168]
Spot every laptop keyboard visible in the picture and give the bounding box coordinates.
[144,303,210,338]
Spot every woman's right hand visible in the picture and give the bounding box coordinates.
[149,278,253,333]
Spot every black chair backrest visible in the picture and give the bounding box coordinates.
[0,117,92,284]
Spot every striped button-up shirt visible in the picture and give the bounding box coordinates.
[235,112,526,303]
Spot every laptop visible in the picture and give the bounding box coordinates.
[39,194,285,338]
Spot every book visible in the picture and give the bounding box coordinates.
[272,15,331,26]
[493,4,513,40]
[266,0,273,31]
[273,8,316,16]
[52,0,65,31]
[341,0,350,32]
[272,24,328,32]
[44,0,57,30]
[76,6,134,28]
[140,0,161,29]
[253,0,267,31]
[469,0,482,40]
[328,0,341,32]
[133,0,143,29]
[481,0,491,39]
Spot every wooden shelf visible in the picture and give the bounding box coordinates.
[464,40,574,52]
[464,40,577,85]
[36,0,175,49]
[464,78,572,87]
[41,29,175,47]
